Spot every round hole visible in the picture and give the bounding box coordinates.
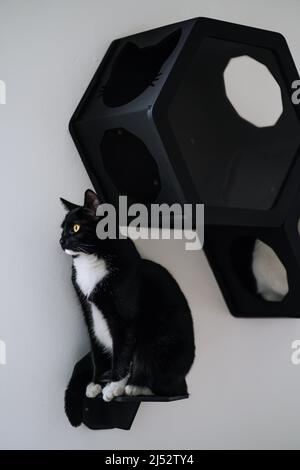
[101,128,161,204]
[252,239,288,301]
[101,29,181,107]
[223,55,283,127]
[231,237,288,301]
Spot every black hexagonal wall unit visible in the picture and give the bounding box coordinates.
[70,17,300,318]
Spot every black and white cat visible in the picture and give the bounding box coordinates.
[60,190,195,402]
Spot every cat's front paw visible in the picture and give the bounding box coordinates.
[102,380,127,402]
[86,382,102,398]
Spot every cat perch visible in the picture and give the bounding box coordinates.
[65,354,188,430]
[84,393,188,431]
[69,17,300,318]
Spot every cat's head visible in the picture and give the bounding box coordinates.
[59,189,101,256]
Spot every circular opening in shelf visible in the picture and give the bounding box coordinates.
[223,55,283,128]
[101,128,161,204]
[100,29,181,107]
[231,237,288,301]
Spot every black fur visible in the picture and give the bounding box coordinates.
[61,190,195,422]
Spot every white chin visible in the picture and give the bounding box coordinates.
[64,249,79,256]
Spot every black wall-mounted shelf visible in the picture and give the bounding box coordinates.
[84,394,188,431]
[69,17,300,318]
[65,354,188,430]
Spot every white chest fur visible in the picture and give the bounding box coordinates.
[73,254,107,297]
[90,303,113,351]
[73,254,112,352]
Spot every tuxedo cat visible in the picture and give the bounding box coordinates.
[60,190,195,402]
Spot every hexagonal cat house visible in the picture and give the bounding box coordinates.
[70,17,300,318]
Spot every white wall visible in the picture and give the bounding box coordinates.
[0,0,300,450]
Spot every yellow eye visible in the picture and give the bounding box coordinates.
[73,224,80,233]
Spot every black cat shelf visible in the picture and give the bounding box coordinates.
[69,17,300,318]
[65,354,188,430]
[84,393,187,431]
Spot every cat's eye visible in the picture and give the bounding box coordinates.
[73,224,80,233]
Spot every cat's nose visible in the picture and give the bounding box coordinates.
[60,236,66,247]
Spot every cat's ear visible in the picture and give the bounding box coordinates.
[60,197,79,212]
[84,189,100,214]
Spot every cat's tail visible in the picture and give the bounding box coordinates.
[64,353,92,427]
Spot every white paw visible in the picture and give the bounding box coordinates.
[125,385,153,396]
[86,382,102,398]
[102,379,127,402]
